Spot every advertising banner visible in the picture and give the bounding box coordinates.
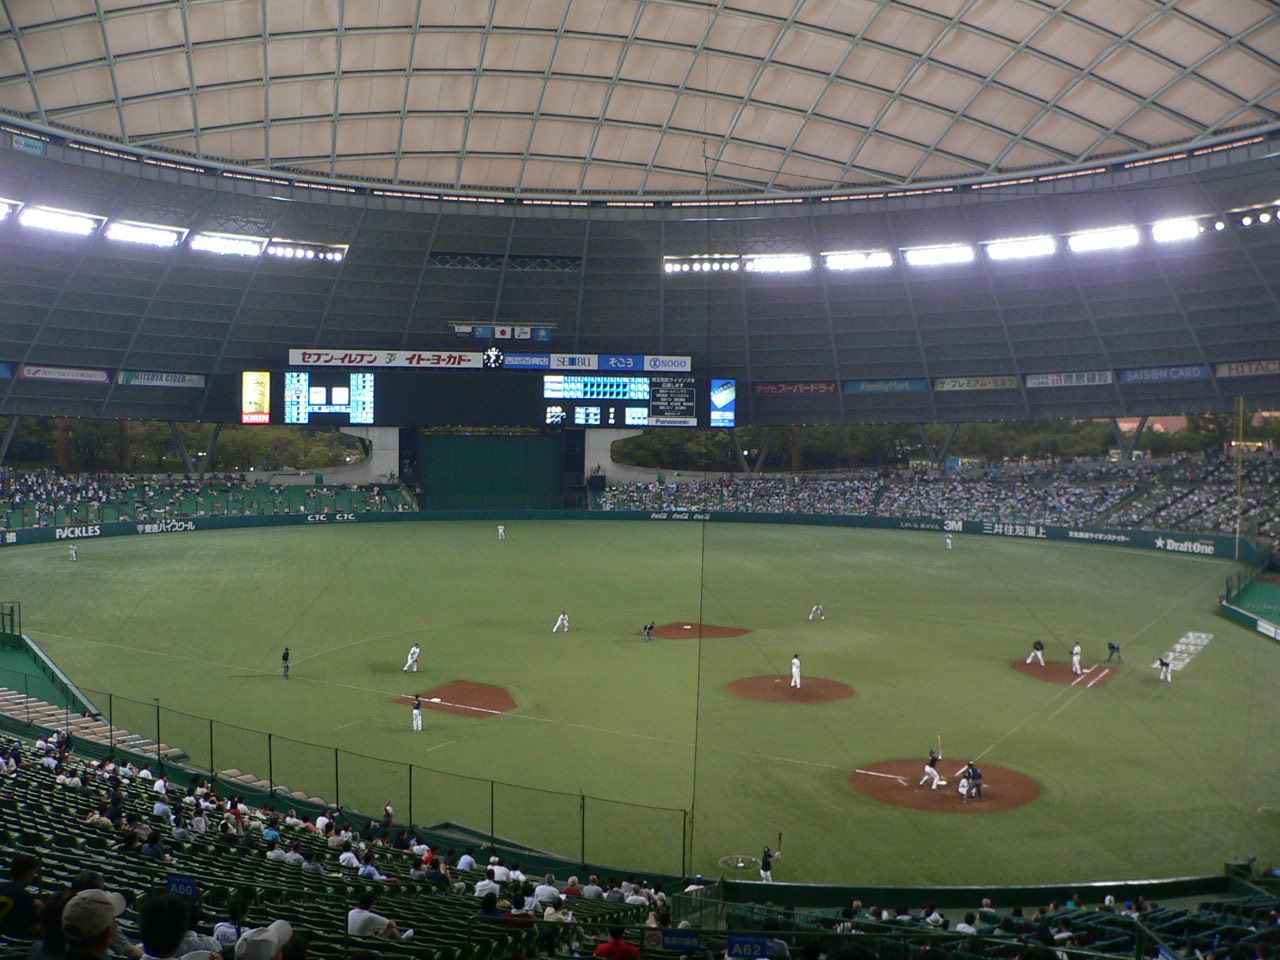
[843,378,928,394]
[240,371,271,424]
[1025,370,1113,388]
[116,370,206,388]
[289,349,483,368]
[934,375,1019,391]
[1215,359,1280,378]
[1117,364,1209,384]
[755,380,838,396]
[19,364,109,384]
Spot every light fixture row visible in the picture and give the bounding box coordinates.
[0,198,346,262]
[662,216,1238,276]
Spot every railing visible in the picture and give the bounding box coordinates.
[0,661,689,879]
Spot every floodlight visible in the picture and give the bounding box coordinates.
[984,235,1056,261]
[1214,221,1225,231]
[903,244,974,267]
[823,250,893,271]
[1151,218,1200,244]
[19,205,100,236]
[1066,226,1139,253]
[190,231,266,257]
[105,220,185,248]
[1260,213,1273,224]
[1241,216,1253,227]
[743,254,813,273]
[0,198,17,222]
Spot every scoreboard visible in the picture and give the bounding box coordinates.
[234,368,735,428]
[542,375,697,427]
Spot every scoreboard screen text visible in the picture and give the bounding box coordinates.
[543,375,696,427]
[283,371,375,424]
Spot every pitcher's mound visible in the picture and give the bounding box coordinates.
[851,760,1041,812]
[651,622,751,639]
[1012,661,1115,686]
[728,676,854,702]
[395,681,516,718]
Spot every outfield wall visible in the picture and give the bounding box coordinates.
[0,508,1268,567]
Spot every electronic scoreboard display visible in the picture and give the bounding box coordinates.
[283,371,375,424]
[226,368,730,427]
[542,374,697,427]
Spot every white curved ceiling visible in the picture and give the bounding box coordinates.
[0,0,1277,198]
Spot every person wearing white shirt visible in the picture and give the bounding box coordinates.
[339,846,361,869]
[315,813,331,833]
[488,858,509,882]
[152,776,168,794]
[474,871,500,898]
[508,864,526,885]
[348,891,412,942]
[955,913,977,935]
[457,850,477,871]
[534,875,560,903]
[265,841,288,862]
[625,891,650,906]
[581,877,604,900]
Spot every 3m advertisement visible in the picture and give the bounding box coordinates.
[1025,370,1113,388]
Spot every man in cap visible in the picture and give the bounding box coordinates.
[62,889,126,960]
[235,920,293,960]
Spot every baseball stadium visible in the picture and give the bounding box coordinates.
[0,2,1278,959]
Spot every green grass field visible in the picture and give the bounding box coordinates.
[3,520,1277,885]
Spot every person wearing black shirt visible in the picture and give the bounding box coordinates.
[918,750,944,790]
[1155,657,1172,683]
[643,622,654,641]
[1025,639,1045,667]
[281,647,290,679]
[0,853,41,938]
[1106,642,1123,663]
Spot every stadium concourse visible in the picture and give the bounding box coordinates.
[598,454,1280,544]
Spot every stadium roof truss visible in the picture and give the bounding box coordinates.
[0,0,1277,200]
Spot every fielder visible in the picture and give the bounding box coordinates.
[69,544,78,562]
[945,534,953,550]
[497,524,506,541]
[959,761,983,800]
[411,696,423,732]
[281,647,290,680]
[643,621,654,641]
[760,846,777,883]
[552,610,570,633]
[919,749,945,790]
[790,655,802,689]
[402,642,421,673]
[1106,642,1123,663]
[1025,639,1045,666]
[808,603,824,621]
[1154,657,1172,683]
[1071,641,1083,676]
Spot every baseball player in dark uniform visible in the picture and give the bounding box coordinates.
[919,749,944,789]
[281,647,290,679]
[760,846,776,882]
[1025,639,1045,666]
[643,622,654,641]
[961,761,983,800]
[1106,642,1123,663]
[1155,657,1172,683]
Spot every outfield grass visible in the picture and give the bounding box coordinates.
[2,520,1277,885]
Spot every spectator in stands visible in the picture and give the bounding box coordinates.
[357,852,398,885]
[346,891,412,942]
[337,842,360,870]
[604,881,624,903]
[232,920,294,960]
[474,870,500,898]
[508,863,527,886]
[178,901,222,956]
[534,875,560,904]
[171,814,190,842]
[489,857,510,882]
[213,899,252,949]
[562,876,583,897]
[475,893,502,921]
[69,871,142,960]
[624,887,649,907]
[582,876,604,900]
[141,831,172,863]
[457,849,478,871]
[61,889,126,960]
[31,890,74,960]
[84,804,113,831]
[264,841,287,863]
[955,913,977,934]
[300,853,325,878]
[593,927,640,960]
[0,853,43,937]
[762,919,790,960]
[282,842,305,868]
[137,893,201,960]
[279,930,308,960]
[508,894,537,918]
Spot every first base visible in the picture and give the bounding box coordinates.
[429,697,442,703]
[683,624,692,629]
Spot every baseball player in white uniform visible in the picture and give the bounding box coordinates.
[808,603,824,621]
[945,534,952,550]
[69,544,78,562]
[497,524,506,540]
[919,749,945,790]
[552,610,570,633]
[1154,657,1172,683]
[402,643,421,673]
[790,655,802,689]
[411,697,423,732]
[1071,642,1083,676]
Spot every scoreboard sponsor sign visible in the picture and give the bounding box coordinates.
[754,380,838,396]
[1117,364,1209,384]
[1215,359,1280,378]
[933,375,1019,391]
[843,378,928,394]
[20,364,109,384]
[116,370,206,388]
[1024,370,1113,388]
[289,348,690,372]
